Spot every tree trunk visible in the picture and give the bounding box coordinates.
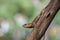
[24,0,60,40]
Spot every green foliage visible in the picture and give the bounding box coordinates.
[54,10,60,25]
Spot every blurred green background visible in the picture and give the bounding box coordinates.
[0,0,60,40]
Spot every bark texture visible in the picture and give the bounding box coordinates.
[24,0,60,40]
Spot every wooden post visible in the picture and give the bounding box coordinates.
[24,0,60,40]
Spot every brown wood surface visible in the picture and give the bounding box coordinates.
[24,0,60,40]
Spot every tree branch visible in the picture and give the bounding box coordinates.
[24,0,60,40]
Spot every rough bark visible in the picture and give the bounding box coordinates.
[24,0,60,40]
